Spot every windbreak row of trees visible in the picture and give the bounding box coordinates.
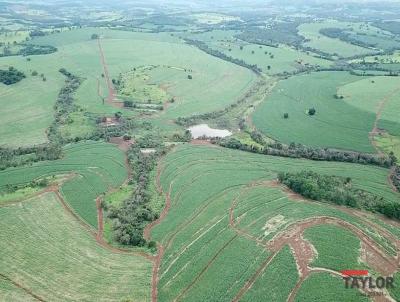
[0,144,62,170]
[392,166,400,192]
[278,171,400,220]
[107,135,166,247]
[48,68,84,144]
[218,134,397,168]
[184,38,262,74]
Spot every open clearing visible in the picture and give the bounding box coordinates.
[0,192,152,301]
[147,144,399,301]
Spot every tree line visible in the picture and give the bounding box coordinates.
[107,135,166,247]
[0,144,62,171]
[392,166,400,192]
[279,170,400,220]
[217,133,396,169]
[184,38,262,74]
[47,68,84,144]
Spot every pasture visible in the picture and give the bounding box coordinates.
[0,192,152,301]
[252,71,400,152]
[149,144,399,301]
[0,141,127,227]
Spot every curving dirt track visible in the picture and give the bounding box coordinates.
[369,86,400,155]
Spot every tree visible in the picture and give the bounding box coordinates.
[91,34,99,40]
[187,75,193,80]
[308,108,316,116]
[283,113,289,119]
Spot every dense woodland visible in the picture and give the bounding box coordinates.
[0,66,25,85]
[107,135,166,247]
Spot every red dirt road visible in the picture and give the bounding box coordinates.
[97,38,122,108]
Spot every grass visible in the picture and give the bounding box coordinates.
[150,144,398,301]
[0,186,41,204]
[0,192,152,301]
[252,71,400,152]
[295,273,369,302]
[104,184,133,207]
[0,141,127,227]
[304,224,367,272]
[117,65,169,104]
[375,134,400,159]
[389,272,400,301]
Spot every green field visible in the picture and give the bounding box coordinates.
[188,30,332,75]
[0,141,127,227]
[0,27,256,147]
[252,71,400,152]
[298,21,376,58]
[149,144,398,301]
[295,273,369,302]
[304,224,366,271]
[0,192,152,301]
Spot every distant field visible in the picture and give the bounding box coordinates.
[252,71,400,152]
[0,27,256,147]
[0,193,152,301]
[190,13,241,24]
[298,21,376,57]
[34,28,256,119]
[187,29,332,75]
[0,141,127,227]
[150,144,398,301]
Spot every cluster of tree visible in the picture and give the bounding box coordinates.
[373,21,400,35]
[29,30,46,37]
[107,135,166,246]
[278,171,400,220]
[19,44,57,56]
[0,66,25,85]
[0,144,62,171]
[320,28,378,49]
[392,166,400,192]
[184,38,262,74]
[123,100,163,111]
[47,68,84,144]
[218,135,396,168]
[236,21,304,48]
[0,44,57,58]
[4,178,49,194]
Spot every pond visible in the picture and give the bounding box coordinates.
[188,124,232,139]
